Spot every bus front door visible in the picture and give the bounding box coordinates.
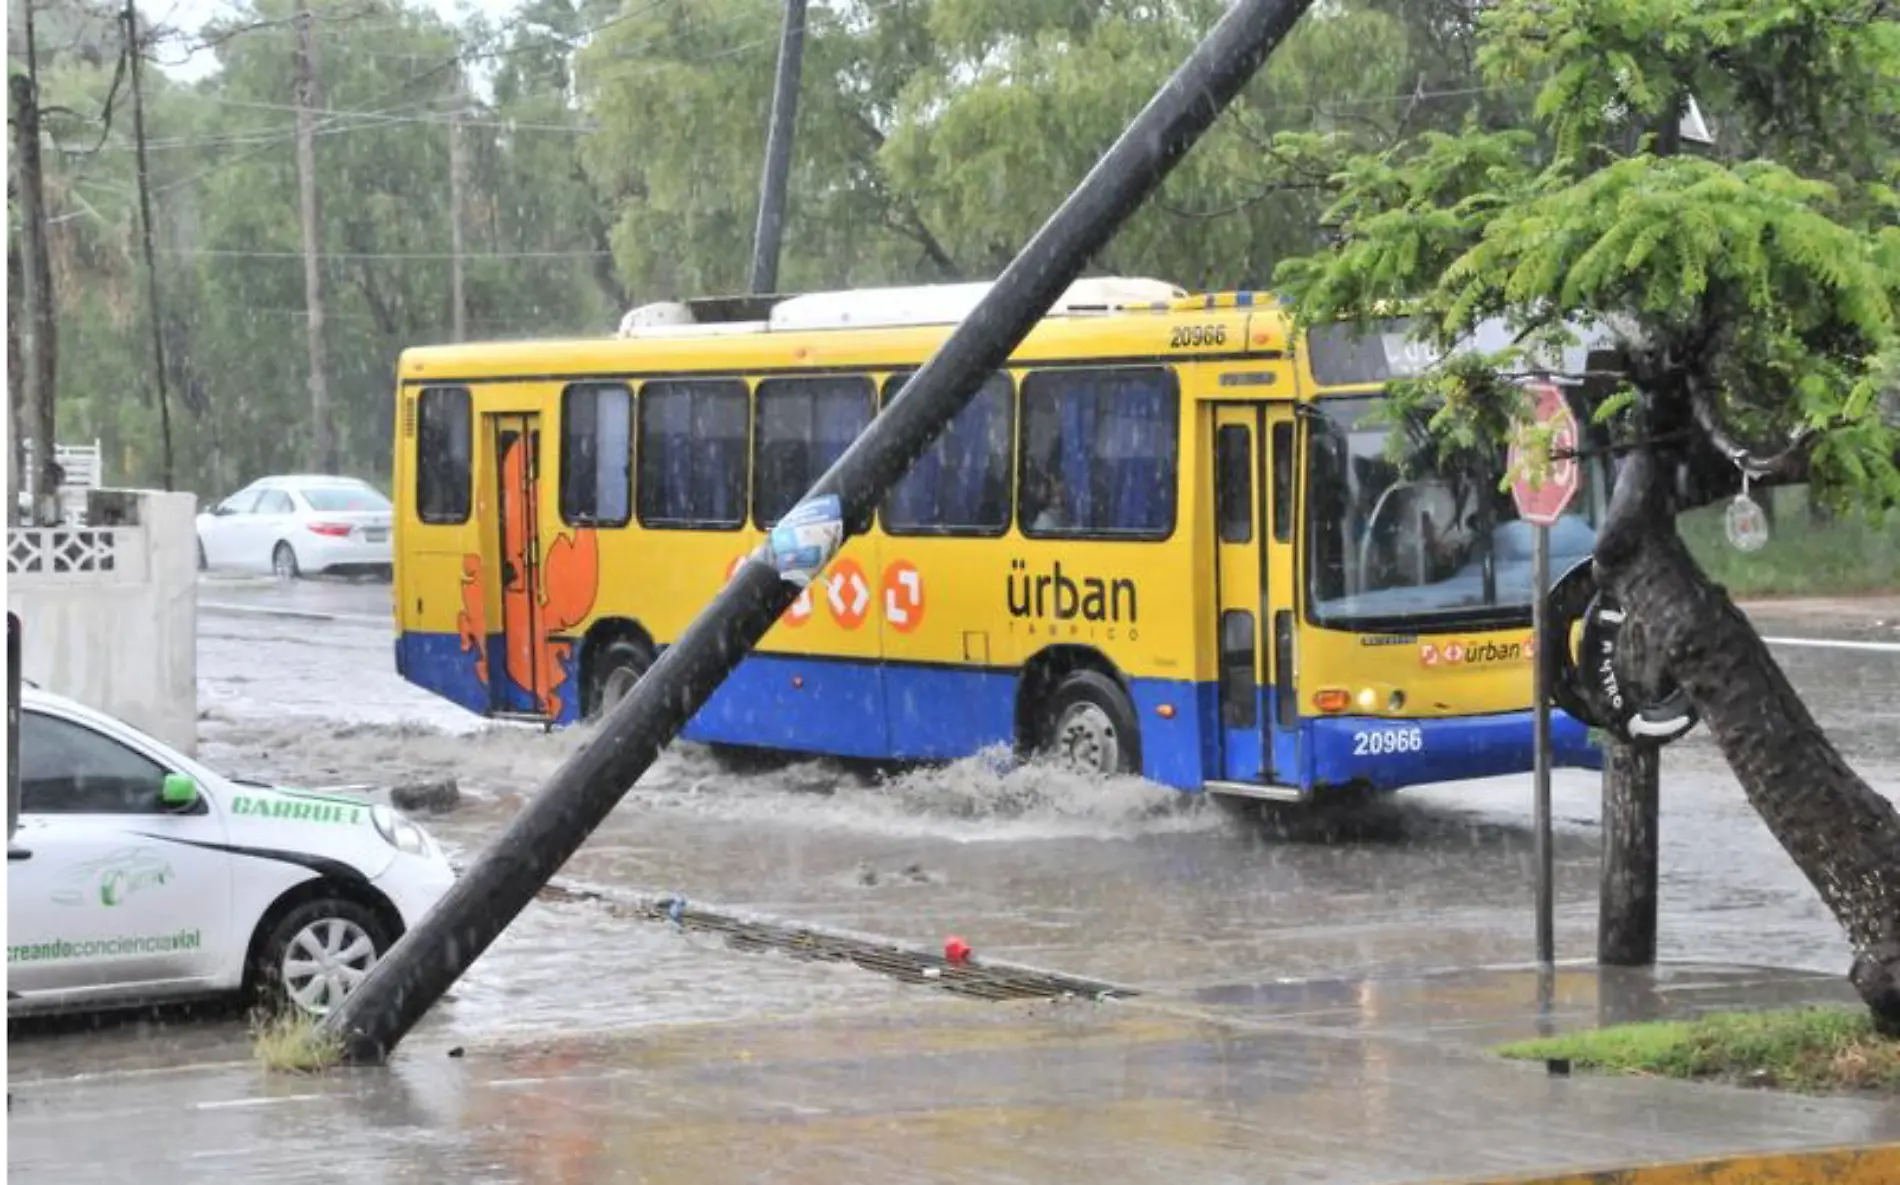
[489,412,549,717]
[1211,404,1300,789]
[1212,406,1268,782]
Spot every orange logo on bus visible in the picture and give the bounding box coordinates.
[882,560,926,633]
[825,558,872,630]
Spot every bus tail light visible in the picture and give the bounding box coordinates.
[1155,704,1176,720]
[1313,688,1350,713]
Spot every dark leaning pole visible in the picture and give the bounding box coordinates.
[321,0,1318,1065]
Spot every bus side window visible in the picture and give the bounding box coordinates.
[753,376,875,527]
[417,386,471,525]
[560,383,632,527]
[881,371,1013,536]
[1019,366,1178,539]
[636,379,748,530]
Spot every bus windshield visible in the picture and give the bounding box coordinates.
[1304,393,1598,630]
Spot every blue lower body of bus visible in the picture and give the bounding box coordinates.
[396,631,1603,795]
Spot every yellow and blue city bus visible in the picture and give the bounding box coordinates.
[388,278,1603,802]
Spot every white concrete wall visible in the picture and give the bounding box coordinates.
[7,490,198,754]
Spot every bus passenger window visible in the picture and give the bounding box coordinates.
[881,371,1013,535]
[636,379,748,529]
[1019,367,1178,539]
[753,376,875,526]
[416,386,471,524]
[560,383,632,527]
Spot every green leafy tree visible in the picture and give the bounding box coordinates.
[1276,0,1900,1028]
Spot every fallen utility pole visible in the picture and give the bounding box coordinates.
[747,0,807,294]
[320,0,1316,1066]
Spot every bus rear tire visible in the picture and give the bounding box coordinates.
[1036,670,1141,778]
[585,638,655,721]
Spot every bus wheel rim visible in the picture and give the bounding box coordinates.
[602,665,641,709]
[1055,703,1119,775]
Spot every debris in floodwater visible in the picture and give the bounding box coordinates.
[391,776,461,814]
[448,1046,465,1059]
[945,935,972,965]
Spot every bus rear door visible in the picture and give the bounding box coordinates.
[486,410,553,718]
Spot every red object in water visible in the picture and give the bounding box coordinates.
[944,936,972,965]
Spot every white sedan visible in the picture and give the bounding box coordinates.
[6,685,455,1018]
[196,474,394,580]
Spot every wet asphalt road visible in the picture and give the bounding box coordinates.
[9,576,1899,1078]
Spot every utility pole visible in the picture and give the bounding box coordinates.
[1596,99,1686,969]
[294,7,334,472]
[448,69,468,342]
[123,0,175,491]
[9,235,25,524]
[11,0,60,525]
[747,0,806,294]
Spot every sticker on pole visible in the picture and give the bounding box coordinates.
[762,494,844,588]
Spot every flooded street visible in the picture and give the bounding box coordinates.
[178,580,1900,997]
[10,577,1899,1181]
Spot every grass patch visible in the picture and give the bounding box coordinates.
[1496,1007,1900,1095]
[1678,486,1900,598]
[250,1009,343,1073]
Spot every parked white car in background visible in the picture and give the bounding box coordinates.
[196,474,394,579]
[7,685,455,1018]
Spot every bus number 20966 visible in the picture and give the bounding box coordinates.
[1352,727,1424,756]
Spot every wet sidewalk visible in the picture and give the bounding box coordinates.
[10,961,1898,1184]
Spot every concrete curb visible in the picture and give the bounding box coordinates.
[1444,1142,1900,1184]
[197,600,386,626]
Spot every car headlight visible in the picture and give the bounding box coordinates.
[369,803,430,855]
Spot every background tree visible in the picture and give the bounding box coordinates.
[1275,0,1900,1029]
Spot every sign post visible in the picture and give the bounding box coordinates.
[1509,381,1581,966]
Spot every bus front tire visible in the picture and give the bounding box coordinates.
[1036,670,1141,777]
[585,638,655,721]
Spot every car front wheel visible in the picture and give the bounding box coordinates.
[252,897,391,1017]
[272,542,302,580]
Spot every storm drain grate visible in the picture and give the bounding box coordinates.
[531,879,1138,1004]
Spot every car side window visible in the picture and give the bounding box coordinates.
[256,490,295,515]
[20,712,179,815]
[219,491,260,515]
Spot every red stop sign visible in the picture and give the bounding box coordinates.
[1509,382,1580,526]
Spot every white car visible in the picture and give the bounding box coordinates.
[196,474,394,580]
[6,685,455,1018]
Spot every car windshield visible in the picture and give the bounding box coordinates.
[1304,393,1600,630]
[301,486,390,512]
